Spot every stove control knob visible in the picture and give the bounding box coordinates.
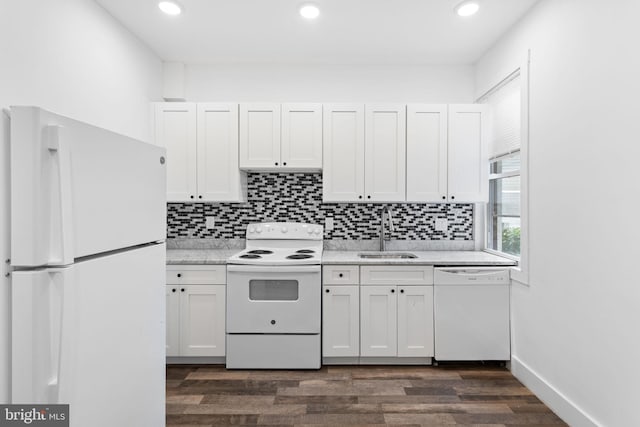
[314,228,322,235]
[256,227,263,233]
[249,227,255,233]
[281,227,288,233]
[307,229,314,234]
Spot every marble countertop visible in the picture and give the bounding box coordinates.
[166,249,241,265]
[167,248,517,266]
[321,250,518,266]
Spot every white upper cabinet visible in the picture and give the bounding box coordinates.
[239,103,281,169]
[197,103,246,202]
[239,103,322,170]
[365,105,406,202]
[406,104,448,202]
[322,104,366,202]
[323,104,405,203]
[448,104,489,202]
[406,104,488,203]
[154,103,197,202]
[154,102,246,202]
[281,103,323,169]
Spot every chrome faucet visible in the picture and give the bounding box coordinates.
[379,205,395,251]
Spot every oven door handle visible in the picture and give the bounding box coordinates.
[227,265,321,274]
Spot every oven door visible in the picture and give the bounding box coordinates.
[226,265,321,334]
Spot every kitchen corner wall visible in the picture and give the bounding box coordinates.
[167,173,473,241]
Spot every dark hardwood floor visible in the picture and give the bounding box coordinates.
[166,364,567,426]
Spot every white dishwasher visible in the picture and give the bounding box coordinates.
[434,267,510,361]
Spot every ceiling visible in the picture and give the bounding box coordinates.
[96,0,539,65]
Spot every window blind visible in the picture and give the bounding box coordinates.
[485,75,521,158]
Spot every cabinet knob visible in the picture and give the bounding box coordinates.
[198,195,202,199]
[172,288,176,293]
[180,288,185,292]
[391,289,395,293]
[400,289,405,293]
[442,196,446,200]
[338,273,343,278]
[358,195,363,199]
[190,195,194,199]
[325,289,330,293]
[177,273,181,278]
[451,196,455,200]
[275,162,279,166]
[283,162,287,166]
[367,195,371,199]
[270,319,276,325]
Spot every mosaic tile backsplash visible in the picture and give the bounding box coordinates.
[167,173,474,241]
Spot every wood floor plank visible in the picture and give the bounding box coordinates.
[166,364,567,426]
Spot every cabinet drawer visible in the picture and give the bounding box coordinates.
[323,265,359,285]
[166,265,226,285]
[360,265,433,285]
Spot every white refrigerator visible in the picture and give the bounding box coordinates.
[9,106,166,426]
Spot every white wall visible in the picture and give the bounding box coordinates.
[183,63,475,103]
[475,1,640,425]
[0,0,162,403]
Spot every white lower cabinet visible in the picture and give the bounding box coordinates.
[322,265,434,363]
[397,286,434,357]
[360,286,398,357]
[166,266,226,358]
[166,285,181,357]
[180,285,226,356]
[360,285,433,358]
[322,285,359,357]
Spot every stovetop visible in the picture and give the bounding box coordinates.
[227,222,324,266]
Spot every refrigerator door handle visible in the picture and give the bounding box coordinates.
[46,125,75,265]
[12,267,74,404]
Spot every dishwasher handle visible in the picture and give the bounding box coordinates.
[434,268,510,285]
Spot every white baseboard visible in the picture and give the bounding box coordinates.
[511,356,600,427]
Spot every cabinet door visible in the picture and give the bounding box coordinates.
[365,105,406,202]
[360,285,397,357]
[397,286,434,358]
[165,286,180,357]
[322,104,365,202]
[281,103,322,170]
[322,285,359,357]
[180,285,226,357]
[197,103,246,202]
[406,105,448,202]
[239,103,281,169]
[154,103,197,202]
[447,104,489,202]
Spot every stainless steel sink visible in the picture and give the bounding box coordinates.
[358,252,417,259]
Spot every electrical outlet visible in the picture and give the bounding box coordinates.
[435,218,448,231]
[325,217,334,231]
[205,217,216,229]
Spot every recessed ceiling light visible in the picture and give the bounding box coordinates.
[158,1,182,16]
[455,1,480,17]
[300,4,320,20]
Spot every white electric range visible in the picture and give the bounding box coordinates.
[226,222,323,369]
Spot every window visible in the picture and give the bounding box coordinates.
[482,72,522,259]
[488,152,520,257]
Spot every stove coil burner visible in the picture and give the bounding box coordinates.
[239,254,262,259]
[247,250,274,255]
[286,254,313,260]
[296,249,315,254]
